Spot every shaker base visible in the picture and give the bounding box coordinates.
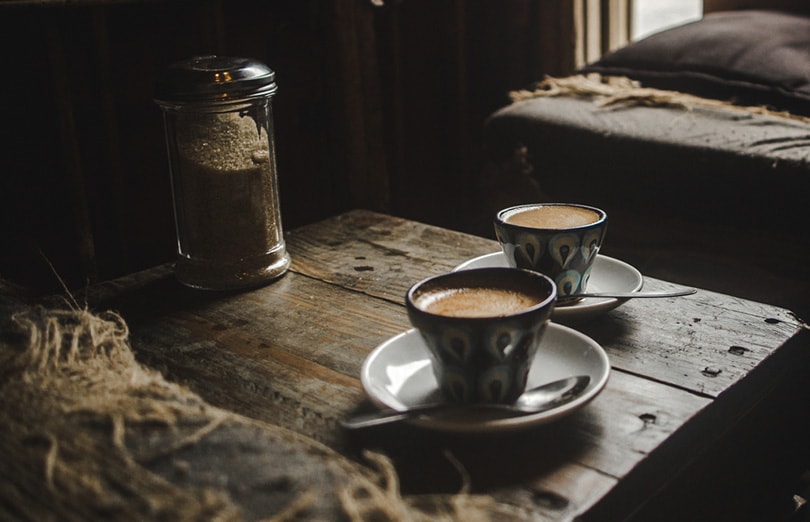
[174,245,291,291]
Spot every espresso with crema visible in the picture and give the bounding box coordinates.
[416,287,541,318]
[506,205,600,229]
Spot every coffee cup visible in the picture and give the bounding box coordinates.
[405,267,556,404]
[494,203,608,299]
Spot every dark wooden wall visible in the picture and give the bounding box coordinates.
[0,0,576,295]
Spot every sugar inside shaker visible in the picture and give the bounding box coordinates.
[155,55,290,290]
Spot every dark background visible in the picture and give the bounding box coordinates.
[0,0,576,295]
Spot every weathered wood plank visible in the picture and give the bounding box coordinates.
[100,271,407,447]
[340,370,710,519]
[73,209,809,520]
[501,463,618,521]
[94,263,714,508]
[287,210,802,399]
[577,290,799,397]
[1,305,543,522]
[285,209,496,302]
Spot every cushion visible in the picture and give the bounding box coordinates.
[480,95,810,315]
[581,10,810,117]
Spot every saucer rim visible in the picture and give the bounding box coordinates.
[360,323,610,432]
[453,252,643,320]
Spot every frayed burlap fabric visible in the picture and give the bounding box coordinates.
[0,305,527,521]
[511,73,810,124]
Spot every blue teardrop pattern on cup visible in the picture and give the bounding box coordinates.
[581,229,602,265]
[510,328,539,363]
[515,231,544,268]
[478,364,512,402]
[556,270,582,296]
[442,366,472,402]
[549,233,581,269]
[485,324,516,361]
[440,326,472,363]
[581,265,593,293]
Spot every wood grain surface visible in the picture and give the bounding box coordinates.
[81,209,810,521]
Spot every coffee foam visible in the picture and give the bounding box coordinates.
[506,205,599,229]
[417,287,540,318]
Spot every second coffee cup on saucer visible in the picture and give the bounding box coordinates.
[494,203,608,299]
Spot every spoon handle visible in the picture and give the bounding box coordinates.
[340,374,590,430]
[560,288,697,301]
[339,403,461,429]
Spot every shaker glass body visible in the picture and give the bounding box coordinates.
[159,93,289,289]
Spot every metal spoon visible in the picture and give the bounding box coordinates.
[557,288,697,306]
[340,374,591,429]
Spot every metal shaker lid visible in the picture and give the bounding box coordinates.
[155,55,277,103]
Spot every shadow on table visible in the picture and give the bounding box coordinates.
[340,409,598,495]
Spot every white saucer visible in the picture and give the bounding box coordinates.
[454,253,643,322]
[360,324,610,432]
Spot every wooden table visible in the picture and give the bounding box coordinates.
[12,209,810,521]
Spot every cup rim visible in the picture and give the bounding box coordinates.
[406,267,557,321]
[495,203,607,231]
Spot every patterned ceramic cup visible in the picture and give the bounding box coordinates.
[494,203,608,299]
[406,268,556,404]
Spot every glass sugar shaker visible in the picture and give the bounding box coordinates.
[155,56,290,290]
